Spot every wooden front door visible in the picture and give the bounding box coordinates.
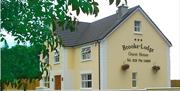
[55,75,61,90]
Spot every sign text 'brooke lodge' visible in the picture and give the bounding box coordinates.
[122,43,154,53]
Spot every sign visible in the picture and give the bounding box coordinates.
[122,43,154,63]
[122,43,154,53]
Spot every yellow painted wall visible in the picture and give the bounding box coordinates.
[49,46,61,75]
[39,46,61,76]
[49,9,170,90]
[106,10,169,89]
[66,43,100,89]
[47,44,99,89]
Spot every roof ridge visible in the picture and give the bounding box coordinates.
[92,5,140,23]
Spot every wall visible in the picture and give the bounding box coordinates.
[40,45,62,89]
[48,8,171,90]
[48,43,100,90]
[106,9,170,89]
[67,43,100,90]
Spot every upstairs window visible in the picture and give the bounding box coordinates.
[81,73,92,88]
[54,49,60,64]
[134,21,141,32]
[81,46,91,60]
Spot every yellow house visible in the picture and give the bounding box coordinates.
[40,5,172,90]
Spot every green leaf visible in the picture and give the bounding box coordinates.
[76,8,80,15]
[116,0,121,6]
[17,40,20,44]
[94,6,99,17]
[1,1,102,86]
[125,0,128,5]
[109,0,114,5]
[0,37,5,42]
[71,0,79,11]
[1,45,42,88]
[92,2,98,6]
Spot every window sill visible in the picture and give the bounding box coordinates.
[134,32,143,35]
[131,87,138,89]
[81,59,92,62]
[54,62,60,65]
[80,88,92,90]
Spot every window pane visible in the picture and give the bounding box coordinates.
[132,73,137,79]
[134,21,141,32]
[55,56,59,62]
[81,47,91,60]
[85,74,88,80]
[54,49,59,63]
[85,81,88,88]
[132,80,136,87]
[135,27,139,32]
[88,74,91,80]
[87,53,90,59]
[82,81,85,88]
[82,55,85,59]
[81,74,86,80]
[82,48,84,52]
[135,21,140,26]
[86,47,90,52]
[84,54,87,59]
[87,81,92,88]
[81,73,92,88]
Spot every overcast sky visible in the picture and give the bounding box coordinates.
[1,0,180,79]
[77,0,180,79]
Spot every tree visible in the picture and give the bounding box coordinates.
[0,0,127,90]
[1,45,47,91]
[0,0,127,57]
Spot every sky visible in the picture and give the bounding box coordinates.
[1,0,180,79]
[76,0,180,79]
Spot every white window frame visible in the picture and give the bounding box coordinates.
[132,72,137,88]
[81,45,92,61]
[80,72,92,89]
[134,20,141,33]
[54,49,60,64]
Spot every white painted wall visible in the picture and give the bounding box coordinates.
[100,40,108,89]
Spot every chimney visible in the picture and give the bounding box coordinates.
[117,4,128,18]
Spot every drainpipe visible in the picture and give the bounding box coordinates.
[98,41,101,90]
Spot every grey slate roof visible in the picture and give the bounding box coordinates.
[58,5,172,47]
